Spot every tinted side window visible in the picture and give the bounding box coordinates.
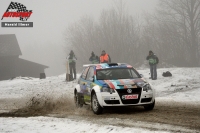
[86,67,94,80]
[81,67,89,79]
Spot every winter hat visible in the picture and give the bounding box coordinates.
[149,50,153,54]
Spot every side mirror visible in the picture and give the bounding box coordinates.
[139,74,144,78]
[89,76,94,82]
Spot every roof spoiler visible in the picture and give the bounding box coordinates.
[107,63,129,66]
[83,63,130,67]
[117,63,129,65]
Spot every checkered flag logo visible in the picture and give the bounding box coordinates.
[1,1,32,21]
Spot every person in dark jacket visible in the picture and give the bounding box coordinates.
[67,50,77,79]
[99,50,111,63]
[146,50,159,80]
[89,51,99,64]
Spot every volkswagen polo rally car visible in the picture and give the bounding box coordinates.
[74,63,155,114]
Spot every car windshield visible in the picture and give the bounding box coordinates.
[96,68,140,80]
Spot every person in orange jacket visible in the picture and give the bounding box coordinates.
[99,50,111,63]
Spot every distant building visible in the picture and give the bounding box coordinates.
[0,34,48,80]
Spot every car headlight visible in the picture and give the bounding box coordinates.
[143,84,152,91]
[101,87,115,93]
[136,82,146,87]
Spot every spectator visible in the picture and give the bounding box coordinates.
[67,50,77,80]
[146,50,159,80]
[99,50,111,63]
[89,51,99,64]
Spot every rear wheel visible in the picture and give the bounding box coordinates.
[144,100,155,110]
[74,91,83,107]
[91,93,103,114]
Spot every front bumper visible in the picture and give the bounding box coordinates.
[99,89,155,106]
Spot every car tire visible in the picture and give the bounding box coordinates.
[74,91,83,108]
[144,100,155,111]
[91,93,103,114]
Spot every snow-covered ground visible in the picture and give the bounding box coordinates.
[139,67,200,103]
[0,67,200,133]
[0,117,175,133]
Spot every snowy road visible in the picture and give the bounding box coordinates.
[0,68,200,132]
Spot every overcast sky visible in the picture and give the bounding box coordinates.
[0,0,157,76]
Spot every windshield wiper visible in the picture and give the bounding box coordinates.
[117,83,136,86]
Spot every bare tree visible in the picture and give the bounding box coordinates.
[140,0,200,67]
[156,0,200,66]
[65,1,141,71]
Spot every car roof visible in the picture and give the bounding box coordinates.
[83,63,133,69]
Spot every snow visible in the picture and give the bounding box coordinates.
[138,68,200,104]
[0,117,170,133]
[0,67,200,133]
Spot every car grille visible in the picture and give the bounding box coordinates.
[141,98,152,103]
[116,88,142,104]
[104,100,120,104]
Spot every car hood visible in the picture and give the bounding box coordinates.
[97,78,145,89]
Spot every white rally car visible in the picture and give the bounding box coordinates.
[74,63,155,114]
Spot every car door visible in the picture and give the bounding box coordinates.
[85,66,95,103]
[79,66,89,94]
[79,66,93,102]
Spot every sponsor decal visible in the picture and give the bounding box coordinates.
[122,94,138,100]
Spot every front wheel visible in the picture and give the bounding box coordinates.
[74,91,83,107]
[144,100,155,111]
[91,93,103,114]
